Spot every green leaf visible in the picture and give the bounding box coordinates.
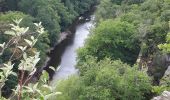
[44,92,62,100]
[24,85,34,93]
[40,71,49,83]
[33,83,39,91]
[0,62,14,78]
[36,89,44,99]
[42,85,52,91]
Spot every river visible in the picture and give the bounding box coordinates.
[50,15,95,84]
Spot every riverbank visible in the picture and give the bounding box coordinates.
[33,6,97,81]
[51,15,95,84]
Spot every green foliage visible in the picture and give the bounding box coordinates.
[0,1,99,98]
[55,76,81,100]
[158,21,170,53]
[0,11,29,22]
[78,19,140,65]
[0,11,35,31]
[17,0,98,45]
[0,12,34,65]
[155,22,170,94]
[0,19,60,99]
[0,11,50,67]
[18,0,61,45]
[95,0,121,22]
[62,0,98,15]
[95,0,170,56]
[152,86,170,95]
[72,1,170,99]
[110,0,124,5]
[1,0,18,11]
[57,57,152,100]
[21,70,61,100]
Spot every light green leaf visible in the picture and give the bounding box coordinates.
[1,62,14,78]
[44,92,62,100]
[4,31,16,36]
[31,36,35,40]
[42,85,52,91]
[13,18,22,25]
[24,39,32,46]
[0,42,5,48]
[38,22,42,26]
[24,85,34,93]
[17,46,27,51]
[32,39,38,46]
[36,89,44,99]
[11,72,17,76]
[33,83,39,91]
[34,23,39,27]
[56,65,61,71]
[49,66,55,71]
[29,68,37,76]
[40,71,49,83]
[23,27,29,34]
[23,53,27,60]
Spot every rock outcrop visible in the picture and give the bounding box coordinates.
[160,66,170,86]
[152,91,170,100]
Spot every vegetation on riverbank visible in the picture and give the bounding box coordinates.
[0,0,170,99]
[57,58,152,100]
[0,0,98,98]
[57,0,170,99]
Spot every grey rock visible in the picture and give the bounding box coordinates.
[152,91,170,100]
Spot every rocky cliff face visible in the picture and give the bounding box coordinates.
[152,67,170,100]
[160,66,170,86]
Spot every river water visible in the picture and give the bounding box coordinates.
[51,15,95,84]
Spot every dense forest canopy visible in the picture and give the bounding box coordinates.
[59,0,170,99]
[0,0,170,99]
[1,0,99,45]
[0,0,99,65]
[0,0,98,99]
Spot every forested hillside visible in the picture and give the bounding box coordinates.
[0,0,98,67]
[57,0,170,99]
[0,0,98,99]
[0,0,170,100]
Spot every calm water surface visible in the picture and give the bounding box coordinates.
[51,16,94,84]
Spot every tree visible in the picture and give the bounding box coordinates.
[57,57,152,100]
[18,0,99,45]
[18,0,61,46]
[78,19,140,65]
[95,0,121,22]
[151,22,170,94]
